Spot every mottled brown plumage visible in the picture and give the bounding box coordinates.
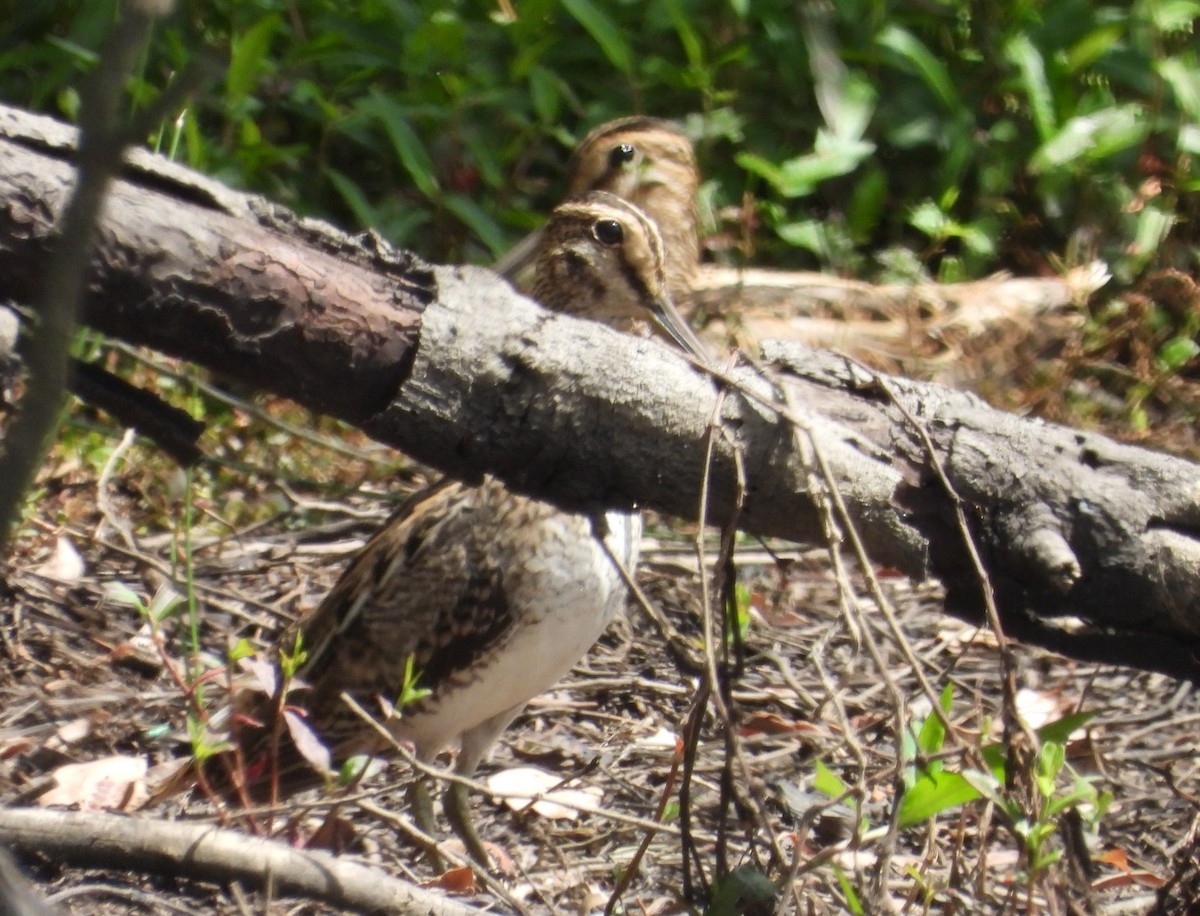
[496,117,701,308]
[566,117,700,305]
[246,193,706,863]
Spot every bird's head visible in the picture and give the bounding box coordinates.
[532,191,709,362]
[567,116,698,204]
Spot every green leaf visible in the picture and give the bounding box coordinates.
[361,92,439,199]
[800,5,876,142]
[737,130,873,198]
[1044,778,1099,819]
[226,14,281,107]
[960,767,1005,809]
[725,582,752,644]
[775,218,828,257]
[664,0,703,70]
[326,166,380,230]
[1157,57,1200,121]
[829,72,877,143]
[1178,124,1200,155]
[1130,403,1150,433]
[1035,711,1095,745]
[915,683,953,755]
[182,108,207,171]
[897,769,981,827]
[1036,741,1066,796]
[443,193,509,257]
[813,759,849,798]
[876,24,959,111]
[397,654,433,708]
[561,0,632,73]
[1150,0,1200,32]
[57,87,81,122]
[105,581,144,610]
[937,255,967,284]
[736,152,786,190]
[528,65,560,123]
[1159,336,1200,371]
[1005,33,1055,141]
[908,201,951,239]
[1066,25,1125,73]
[143,722,172,741]
[833,866,864,915]
[147,583,185,622]
[45,36,98,67]
[227,637,257,663]
[1121,204,1175,278]
[707,865,777,916]
[846,167,887,242]
[339,754,384,786]
[280,631,308,679]
[1030,106,1146,173]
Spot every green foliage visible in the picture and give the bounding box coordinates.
[896,683,992,826]
[338,753,374,787]
[187,709,233,763]
[107,580,186,624]
[965,740,1112,882]
[832,865,865,916]
[395,654,432,709]
[891,686,1098,829]
[278,629,307,679]
[705,864,777,916]
[726,581,752,646]
[4,0,1198,285]
[812,684,1107,893]
[812,757,849,799]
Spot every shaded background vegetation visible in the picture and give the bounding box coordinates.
[1,7,1198,913]
[3,0,1200,437]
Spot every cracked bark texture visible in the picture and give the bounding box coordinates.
[1,103,1198,679]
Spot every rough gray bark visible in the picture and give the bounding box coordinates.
[0,107,433,425]
[1,103,1198,679]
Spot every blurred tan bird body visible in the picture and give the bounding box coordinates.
[496,116,701,307]
[256,192,707,863]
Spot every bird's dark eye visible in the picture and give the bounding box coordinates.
[607,143,636,169]
[593,218,624,246]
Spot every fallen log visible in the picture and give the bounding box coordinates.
[1,103,1197,678]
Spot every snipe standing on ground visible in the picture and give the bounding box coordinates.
[495,116,700,308]
[245,192,710,864]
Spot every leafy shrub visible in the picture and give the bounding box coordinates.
[2,0,1198,283]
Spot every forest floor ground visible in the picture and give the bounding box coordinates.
[1,330,1198,915]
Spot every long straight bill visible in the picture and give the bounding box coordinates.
[649,296,713,367]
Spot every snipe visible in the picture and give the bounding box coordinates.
[495,116,700,308]
[243,192,708,864]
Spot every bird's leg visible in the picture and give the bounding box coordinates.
[408,771,445,870]
[409,772,437,836]
[443,776,490,867]
[444,706,524,867]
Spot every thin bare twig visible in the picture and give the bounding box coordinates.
[0,0,167,555]
[0,807,481,916]
[604,735,684,915]
[871,377,1040,806]
[335,692,686,837]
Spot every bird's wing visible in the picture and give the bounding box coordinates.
[289,477,518,730]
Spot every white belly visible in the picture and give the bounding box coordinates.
[395,508,639,758]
